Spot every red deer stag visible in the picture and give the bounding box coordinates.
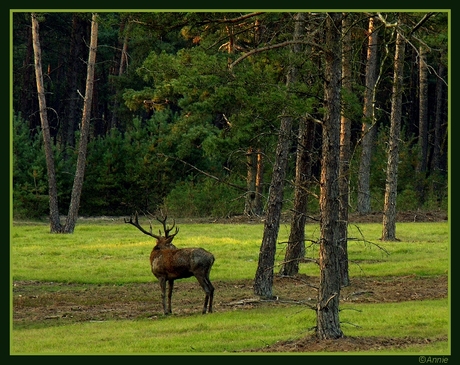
[125,212,215,315]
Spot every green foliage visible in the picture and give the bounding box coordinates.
[12,114,48,218]
[348,124,447,213]
[163,177,244,218]
[12,12,448,219]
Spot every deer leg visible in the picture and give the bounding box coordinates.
[167,279,174,314]
[196,276,214,314]
[158,278,168,315]
[206,278,215,313]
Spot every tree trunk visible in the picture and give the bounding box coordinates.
[63,13,99,233]
[382,20,405,241]
[254,12,304,298]
[31,13,62,233]
[316,12,343,340]
[279,13,310,277]
[279,116,314,276]
[338,13,352,287]
[357,16,379,215]
[244,148,263,216]
[253,116,292,298]
[254,149,264,215]
[244,147,257,215]
[431,61,446,173]
[416,44,429,202]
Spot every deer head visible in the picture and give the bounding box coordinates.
[124,212,178,248]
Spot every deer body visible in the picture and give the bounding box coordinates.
[125,213,215,315]
[150,244,215,314]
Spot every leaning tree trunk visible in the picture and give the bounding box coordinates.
[254,12,305,298]
[31,13,62,233]
[63,13,99,233]
[279,13,310,277]
[253,116,292,298]
[382,21,405,241]
[316,12,343,340]
[357,16,379,215]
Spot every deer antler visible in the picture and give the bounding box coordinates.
[156,215,179,238]
[124,211,162,239]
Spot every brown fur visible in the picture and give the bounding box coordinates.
[150,236,215,314]
[125,213,215,314]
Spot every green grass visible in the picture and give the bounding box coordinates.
[11,299,448,354]
[11,221,449,283]
[11,220,450,354]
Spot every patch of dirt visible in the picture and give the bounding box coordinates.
[252,334,449,352]
[12,274,448,352]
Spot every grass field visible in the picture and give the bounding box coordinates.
[10,219,450,355]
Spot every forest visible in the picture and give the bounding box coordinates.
[12,11,449,220]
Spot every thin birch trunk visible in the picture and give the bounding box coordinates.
[63,13,99,233]
[31,13,62,233]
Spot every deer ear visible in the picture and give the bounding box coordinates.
[165,236,175,245]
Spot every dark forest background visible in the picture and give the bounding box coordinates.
[11,12,448,219]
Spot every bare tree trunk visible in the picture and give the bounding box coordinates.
[63,13,99,233]
[279,13,310,277]
[253,116,292,298]
[431,61,446,173]
[357,16,379,215]
[244,148,263,216]
[31,13,62,233]
[316,12,343,340]
[279,116,314,276]
[254,13,303,298]
[254,149,264,215]
[338,13,352,287]
[244,147,257,216]
[382,20,405,241]
[416,44,429,202]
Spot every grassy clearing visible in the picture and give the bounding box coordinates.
[11,220,449,354]
[11,299,448,354]
[11,221,448,283]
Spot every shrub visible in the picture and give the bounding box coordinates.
[163,177,244,218]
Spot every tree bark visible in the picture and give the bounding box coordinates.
[416,44,429,202]
[431,61,446,173]
[244,148,263,216]
[279,116,314,276]
[31,13,62,233]
[338,13,352,287]
[279,13,310,277]
[382,19,405,241]
[357,16,379,215]
[316,12,343,340]
[254,13,304,298]
[253,116,292,298]
[63,13,99,233]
